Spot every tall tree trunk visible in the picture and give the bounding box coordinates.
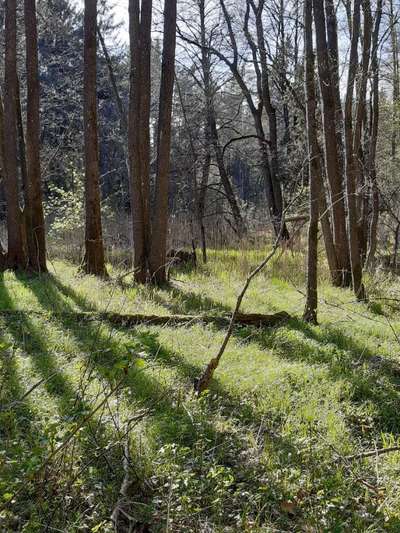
[4,0,26,269]
[16,76,28,197]
[24,0,47,272]
[319,177,339,281]
[83,0,107,276]
[344,0,366,300]
[129,0,152,283]
[0,93,5,180]
[149,0,177,284]
[0,93,6,259]
[303,0,321,323]
[199,119,210,264]
[365,0,382,269]
[390,0,399,160]
[313,0,350,286]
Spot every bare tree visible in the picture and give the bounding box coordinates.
[303,0,321,323]
[366,0,383,268]
[343,0,369,300]
[313,0,350,286]
[149,0,177,284]
[128,0,152,283]
[83,0,107,277]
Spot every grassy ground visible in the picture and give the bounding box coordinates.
[1,250,400,531]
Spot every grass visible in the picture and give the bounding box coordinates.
[1,251,400,531]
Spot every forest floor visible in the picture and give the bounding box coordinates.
[1,250,400,531]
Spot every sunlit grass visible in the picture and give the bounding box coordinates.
[1,252,400,530]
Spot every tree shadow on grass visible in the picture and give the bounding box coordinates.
[17,271,400,437]
[15,272,276,441]
[11,272,398,530]
[0,273,136,529]
[238,316,400,434]
[0,312,41,526]
[11,276,357,450]
[135,283,232,315]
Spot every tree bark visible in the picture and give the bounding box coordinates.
[4,0,27,269]
[128,0,152,283]
[344,0,366,300]
[319,178,339,282]
[83,0,107,277]
[365,0,382,269]
[24,0,47,272]
[303,0,321,324]
[313,0,350,286]
[149,0,177,284]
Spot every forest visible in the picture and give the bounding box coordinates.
[2,0,400,530]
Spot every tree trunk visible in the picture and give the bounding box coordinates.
[128,0,152,283]
[393,223,400,268]
[199,120,210,264]
[24,0,47,272]
[365,0,382,269]
[303,0,321,323]
[149,0,177,284]
[319,177,339,283]
[344,0,366,301]
[313,0,350,286]
[83,0,107,277]
[0,93,5,180]
[4,0,27,269]
[16,77,28,198]
[198,0,245,238]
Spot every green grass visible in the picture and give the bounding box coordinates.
[1,252,400,531]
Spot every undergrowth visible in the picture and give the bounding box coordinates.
[0,252,400,531]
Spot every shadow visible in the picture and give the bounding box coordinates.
[15,272,267,439]
[0,273,133,529]
[239,316,400,434]
[139,284,233,315]
[14,274,306,509]
[0,308,40,521]
[5,271,392,530]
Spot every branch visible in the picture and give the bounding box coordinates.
[222,134,270,157]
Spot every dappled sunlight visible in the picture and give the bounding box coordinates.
[1,254,400,530]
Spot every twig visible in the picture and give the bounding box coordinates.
[194,232,284,393]
[0,372,59,412]
[345,446,400,461]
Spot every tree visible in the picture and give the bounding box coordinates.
[343,0,369,300]
[303,0,321,323]
[4,0,27,269]
[83,0,107,276]
[313,0,350,287]
[128,0,152,283]
[24,0,47,272]
[128,0,177,284]
[149,0,177,284]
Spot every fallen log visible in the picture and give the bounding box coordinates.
[0,309,291,328]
